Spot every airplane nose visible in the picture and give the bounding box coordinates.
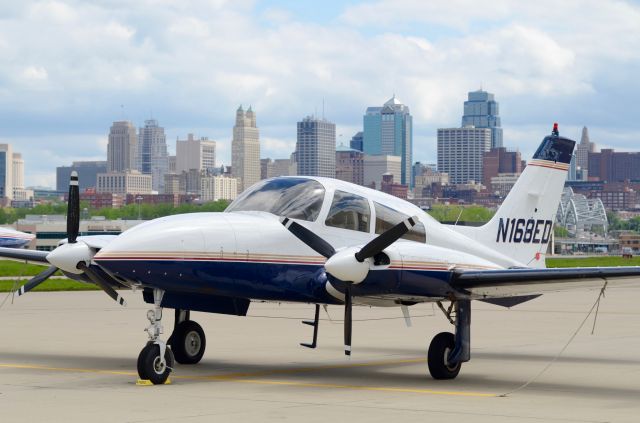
[95,214,211,262]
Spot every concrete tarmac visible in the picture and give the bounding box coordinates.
[0,287,639,422]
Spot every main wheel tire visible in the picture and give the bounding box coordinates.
[427,332,462,380]
[170,320,206,365]
[137,343,174,385]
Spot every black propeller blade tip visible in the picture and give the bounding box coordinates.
[67,171,80,244]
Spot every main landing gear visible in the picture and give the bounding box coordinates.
[136,290,208,385]
[428,299,471,380]
[168,309,206,365]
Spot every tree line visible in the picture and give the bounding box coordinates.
[0,200,230,224]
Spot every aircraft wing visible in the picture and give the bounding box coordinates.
[452,267,640,298]
[0,246,49,263]
[0,235,118,265]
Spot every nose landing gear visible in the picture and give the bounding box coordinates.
[137,289,174,385]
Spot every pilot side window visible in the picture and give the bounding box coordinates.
[374,202,426,243]
[325,190,370,233]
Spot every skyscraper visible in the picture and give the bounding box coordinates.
[362,95,412,186]
[575,126,595,178]
[12,153,24,190]
[138,119,169,192]
[482,147,523,187]
[296,116,336,177]
[56,161,108,192]
[461,89,503,148]
[335,144,364,185]
[437,127,492,185]
[350,131,363,151]
[107,121,137,173]
[232,105,260,193]
[0,144,13,201]
[176,134,216,174]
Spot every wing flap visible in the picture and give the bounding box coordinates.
[453,267,640,298]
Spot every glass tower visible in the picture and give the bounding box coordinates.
[138,119,168,192]
[461,89,503,149]
[362,95,413,187]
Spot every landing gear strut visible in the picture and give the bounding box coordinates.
[168,309,206,364]
[428,299,471,379]
[137,289,174,384]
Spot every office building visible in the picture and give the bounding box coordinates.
[490,173,520,197]
[588,149,640,182]
[231,105,260,193]
[97,171,152,195]
[461,89,503,148]
[335,145,364,186]
[176,134,216,174]
[164,173,181,195]
[482,147,524,187]
[107,121,137,172]
[350,131,363,151]
[363,95,412,186]
[296,116,336,177]
[138,119,169,192]
[261,159,291,180]
[0,144,13,202]
[56,161,108,192]
[414,168,449,198]
[380,173,408,199]
[437,127,492,185]
[201,176,239,201]
[12,153,24,190]
[575,126,595,177]
[363,155,401,189]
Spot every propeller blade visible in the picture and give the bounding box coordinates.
[67,171,80,244]
[16,265,59,296]
[355,216,419,262]
[344,283,352,356]
[78,263,127,306]
[281,217,335,259]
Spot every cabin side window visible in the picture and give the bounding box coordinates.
[325,190,371,233]
[374,202,426,243]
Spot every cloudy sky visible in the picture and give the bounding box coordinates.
[1,0,639,188]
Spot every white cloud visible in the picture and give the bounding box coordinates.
[0,0,637,186]
[21,65,48,81]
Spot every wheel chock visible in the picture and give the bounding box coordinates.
[136,378,172,386]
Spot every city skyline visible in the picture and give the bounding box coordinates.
[1,1,639,187]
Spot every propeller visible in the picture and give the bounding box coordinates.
[281,215,419,356]
[67,171,80,244]
[15,171,126,307]
[16,265,59,296]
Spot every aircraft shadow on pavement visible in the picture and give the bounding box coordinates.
[1,349,639,400]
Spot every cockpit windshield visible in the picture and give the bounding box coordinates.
[226,178,326,222]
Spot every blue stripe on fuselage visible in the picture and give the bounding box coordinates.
[96,260,455,304]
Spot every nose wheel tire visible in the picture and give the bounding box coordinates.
[427,332,462,380]
[169,320,206,365]
[137,343,174,385]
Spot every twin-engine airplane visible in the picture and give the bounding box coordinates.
[3,124,640,384]
[0,227,35,249]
